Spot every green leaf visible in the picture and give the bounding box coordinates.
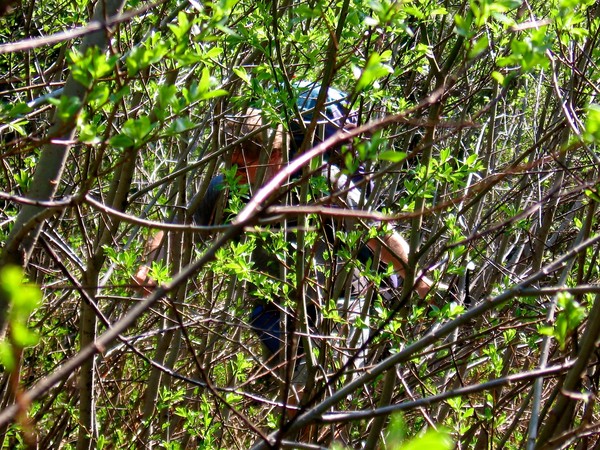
[165,117,196,136]
[584,104,600,143]
[119,116,155,147]
[7,119,28,136]
[0,266,21,296]
[200,88,229,100]
[1,266,42,319]
[584,188,600,203]
[233,67,251,85]
[385,413,407,448]
[149,261,171,285]
[89,53,117,80]
[0,341,16,371]
[384,413,453,450]
[125,46,146,76]
[7,102,31,117]
[0,266,41,355]
[468,35,489,59]
[198,66,212,93]
[379,151,407,163]
[398,429,453,449]
[182,82,202,104]
[454,14,473,37]
[168,11,192,41]
[295,4,322,19]
[69,47,116,87]
[404,6,425,19]
[126,36,169,76]
[497,28,551,71]
[88,83,111,109]
[354,51,393,92]
[48,96,83,123]
[203,46,223,60]
[110,85,131,104]
[158,84,178,110]
[69,50,93,87]
[11,321,40,348]
[538,293,586,351]
[79,119,103,145]
[109,133,135,149]
[9,285,42,320]
[491,70,505,86]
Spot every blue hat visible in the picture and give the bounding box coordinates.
[291,81,357,155]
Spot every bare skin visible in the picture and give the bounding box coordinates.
[133,230,164,294]
[366,234,432,299]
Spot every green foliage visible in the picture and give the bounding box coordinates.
[110,116,156,149]
[13,157,36,191]
[584,104,600,143]
[214,238,256,282]
[149,260,172,285]
[383,414,453,450]
[0,266,42,371]
[429,301,465,320]
[471,0,522,28]
[402,149,482,211]
[103,245,141,275]
[0,0,599,447]
[445,397,476,435]
[0,101,30,136]
[397,430,453,450]
[497,28,553,71]
[68,47,119,88]
[48,95,83,123]
[538,292,586,351]
[353,51,394,92]
[125,32,170,77]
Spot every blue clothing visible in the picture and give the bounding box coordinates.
[249,303,282,356]
[193,175,225,227]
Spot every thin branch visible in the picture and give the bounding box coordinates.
[0,217,248,429]
[251,231,600,449]
[320,362,573,424]
[0,0,168,55]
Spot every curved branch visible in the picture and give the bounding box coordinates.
[250,231,600,449]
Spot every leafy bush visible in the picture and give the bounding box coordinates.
[0,0,599,448]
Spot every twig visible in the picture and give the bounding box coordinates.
[320,362,572,424]
[250,231,600,449]
[0,0,169,55]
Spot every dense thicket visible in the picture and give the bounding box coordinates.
[0,0,599,448]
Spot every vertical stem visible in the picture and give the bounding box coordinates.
[363,369,397,449]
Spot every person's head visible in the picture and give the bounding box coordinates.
[225,108,284,185]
